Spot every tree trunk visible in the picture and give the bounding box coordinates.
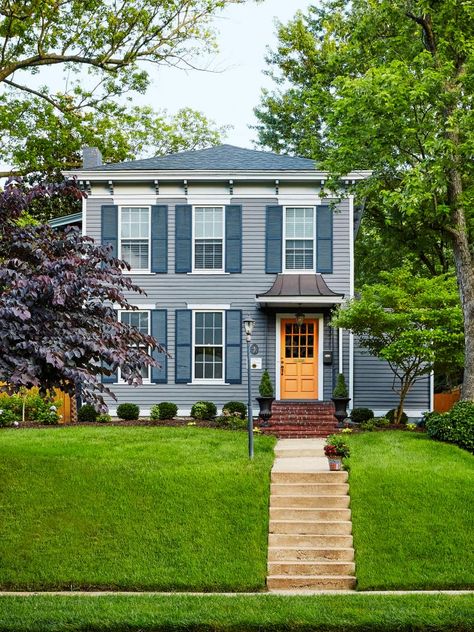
[395,379,412,424]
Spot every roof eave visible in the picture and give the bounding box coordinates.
[256,296,345,306]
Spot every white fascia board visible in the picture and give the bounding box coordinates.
[63,169,373,182]
[256,296,344,305]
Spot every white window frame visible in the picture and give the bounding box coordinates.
[117,309,151,384]
[282,205,316,273]
[192,309,226,384]
[192,205,225,273]
[118,205,151,273]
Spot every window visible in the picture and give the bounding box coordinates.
[284,207,315,271]
[193,206,224,271]
[119,310,150,381]
[120,207,150,270]
[193,311,223,380]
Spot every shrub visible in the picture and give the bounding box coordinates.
[97,413,111,423]
[151,402,178,420]
[375,417,390,428]
[386,408,408,425]
[0,408,20,427]
[217,409,247,430]
[350,407,374,424]
[258,370,274,397]
[333,373,349,398]
[426,401,474,453]
[78,404,98,423]
[116,403,140,420]
[222,401,247,418]
[361,419,376,431]
[191,401,216,420]
[35,406,60,425]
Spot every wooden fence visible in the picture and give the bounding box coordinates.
[0,385,73,423]
[433,388,461,414]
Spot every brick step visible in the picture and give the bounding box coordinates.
[269,520,352,535]
[269,534,353,548]
[267,575,356,591]
[272,471,348,484]
[263,431,335,438]
[271,483,349,496]
[271,495,349,508]
[268,561,356,576]
[268,420,337,426]
[270,508,351,521]
[268,547,354,562]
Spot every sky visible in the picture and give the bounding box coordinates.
[141,0,314,148]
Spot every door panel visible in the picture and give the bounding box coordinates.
[280,319,318,400]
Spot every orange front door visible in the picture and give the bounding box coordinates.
[280,319,318,400]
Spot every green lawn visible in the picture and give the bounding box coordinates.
[348,431,474,590]
[0,426,275,591]
[0,594,473,631]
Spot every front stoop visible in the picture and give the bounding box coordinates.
[267,439,356,592]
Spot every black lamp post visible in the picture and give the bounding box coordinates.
[243,316,255,459]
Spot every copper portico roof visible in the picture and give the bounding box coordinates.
[256,274,344,306]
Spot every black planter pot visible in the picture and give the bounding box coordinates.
[331,396,351,428]
[256,396,275,426]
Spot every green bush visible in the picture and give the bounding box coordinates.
[35,406,60,425]
[350,407,374,424]
[258,370,274,397]
[217,409,247,430]
[116,403,140,421]
[78,404,98,423]
[151,402,178,420]
[426,401,474,453]
[386,408,408,425]
[361,419,376,432]
[191,401,217,420]
[375,417,390,428]
[0,408,20,427]
[97,413,112,423]
[222,401,247,418]
[333,373,349,398]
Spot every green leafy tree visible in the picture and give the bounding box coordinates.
[0,0,243,176]
[255,1,474,399]
[332,269,464,424]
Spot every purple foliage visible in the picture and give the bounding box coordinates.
[0,179,160,408]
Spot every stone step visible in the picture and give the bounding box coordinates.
[268,561,356,576]
[271,483,349,496]
[264,430,337,438]
[268,546,354,562]
[275,448,326,458]
[269,520,352,535]
[269,534,353,548]
[272,471,348,484]
[270,508,351,521]
[267,575,356,591]
[271,495,350,508]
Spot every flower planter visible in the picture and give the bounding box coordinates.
[327,456,343,471]
[331,396,351,427]
[256,396,274,425]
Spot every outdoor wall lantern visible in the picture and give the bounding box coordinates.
[295,310,305,329]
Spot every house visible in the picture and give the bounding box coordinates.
[64,145,432,430]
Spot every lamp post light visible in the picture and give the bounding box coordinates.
[243,316,256,459]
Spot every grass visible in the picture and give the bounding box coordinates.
[0,426,275,591]
[0,594,473,631]
[348,431,474,590]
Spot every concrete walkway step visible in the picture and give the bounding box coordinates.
[271,494,350,508]
[271,483,349,496]
[269,520,352,535]
[270,508,351,521]
[271,471,348,484]
[269,534,353,548]
[268,561,356,576]
[268,546,354,562]
[267,575,357,590]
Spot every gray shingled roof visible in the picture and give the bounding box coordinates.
[86,144,317,171]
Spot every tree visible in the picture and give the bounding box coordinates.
[0,0,242,176]
[254,1,474,399]
[0,179,161,407]
[332,269,464,424]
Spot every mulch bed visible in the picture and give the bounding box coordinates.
[5,417,249,430]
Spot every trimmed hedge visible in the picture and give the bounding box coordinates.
[191,401,217,420]
[116,403,140,421]
[222,401,247,418]
[350,407,374,424]
[78,404,98,423]
[151,402,178,420]
[386,408,408,425]
[426,401,474,453]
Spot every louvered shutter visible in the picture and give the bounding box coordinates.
[225,310,242,384]
[225,205,242,273]
[151,205,168,273]
[101,205,118,257]
[151,310,167,383]
[265,205,283,273]
[175,309,192,383]
[316,205,333,274]
[175,205,192,273]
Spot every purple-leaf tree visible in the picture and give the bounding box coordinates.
[0,179,159,408]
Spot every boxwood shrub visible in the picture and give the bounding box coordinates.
[150,402,178,420]
[191,401,217,420]
[222,401,247,418]
[386,408,408,425]
[350,407,374,424]
[78,404,98,423]
[426,401,474,453]
[116,403,140,421]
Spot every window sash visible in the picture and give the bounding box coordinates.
[193,206,224,271]
[119,207,150,270]
[193,311,224,381]
[119,310,150,382]
[284,206,315,271]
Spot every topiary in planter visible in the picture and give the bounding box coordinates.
[333,373,349,398]
[116,403,140,420]
[78,404,98,423]
[259,370,274,397]
[151,402,178,420]
[191,401,217,420]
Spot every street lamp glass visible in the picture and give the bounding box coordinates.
[243,317,255,336]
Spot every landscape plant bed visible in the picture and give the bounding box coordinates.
[0,593,472,632]
[0,426,275,591]
[2,417,251,430]
[348,431,474,590]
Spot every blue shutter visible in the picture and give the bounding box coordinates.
[102,309,118,383]
[101,205,118,257]
[175,205,192,273]
[151,205,168,273]
[151,310,167,383]
[265,205,282,273]
[175,309,192,383]
[316,205,333,274]
[225,205,242,273]
[225,310,242,384]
